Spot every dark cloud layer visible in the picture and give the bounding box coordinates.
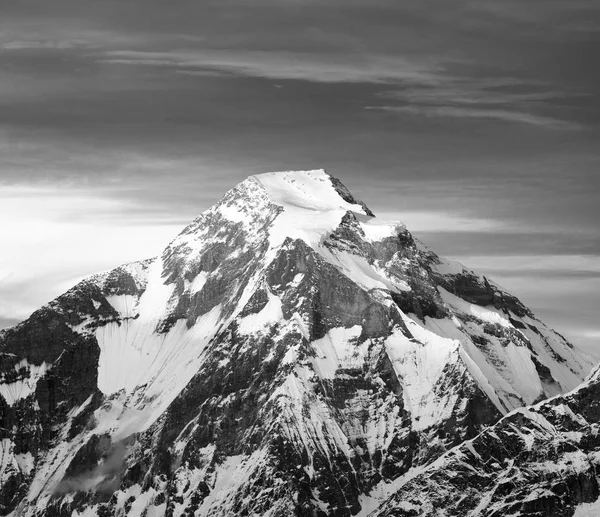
[0,0,599,350]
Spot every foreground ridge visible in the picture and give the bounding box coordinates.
[371,365,600,516]
[0,169,596,516]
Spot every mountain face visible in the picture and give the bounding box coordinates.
[0,169,595,517]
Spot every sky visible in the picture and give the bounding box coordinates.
[1,0,599,353]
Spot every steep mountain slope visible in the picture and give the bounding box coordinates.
[0,170,595,516]
[371,365,600,517]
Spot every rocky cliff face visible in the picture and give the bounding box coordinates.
[0,170,596,516]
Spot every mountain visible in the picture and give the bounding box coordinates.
[0,169,596,516]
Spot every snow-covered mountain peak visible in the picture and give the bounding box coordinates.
[175,169,377,252]
[1,170,597,517]
[165,169,385,294]
[249,169,372,215]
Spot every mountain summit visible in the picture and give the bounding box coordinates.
[0,170,596,516]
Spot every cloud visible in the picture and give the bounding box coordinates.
[554,326,600,356]
[370,105,580,129]
[377,210,510,233]
[581,331,600,340]
[0,21,150,53]
[366,76,584,129]
[0,185,182,327]
[1,40,90,50]
[55,441,127,495]
[93,47,586,129]
[97,49,443,84]
[467,0,600,36]
[448,254,600,277]
[0,316,20,329]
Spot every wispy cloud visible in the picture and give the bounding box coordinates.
[0,184,182,326]
[377,210,511,233]
[1,40,90,50]
[450,254,600,276]
[95,48,584,129]
[370,105,579,129]
[0,20,155,52]
[467,0,600,37]
[97,49,443,84]
[367,76,583,129]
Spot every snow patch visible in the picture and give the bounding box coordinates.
[320,247,410,294]
[196,451,268,515]
[106,294,137,318]
[0,359,50,406]
[188,271,208,295]
[438,286,511,328]
[359,219,403,242]
[252,170,369,249]
[310,326,364,378]
[420,315,543,411]
[94,304,222,434]
[574,499,600,516]
[385,319,461,430]
[238,291,283,335]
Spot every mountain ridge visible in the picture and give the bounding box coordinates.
[371,364,600,516]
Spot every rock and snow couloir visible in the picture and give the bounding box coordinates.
[0,169,596,516]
